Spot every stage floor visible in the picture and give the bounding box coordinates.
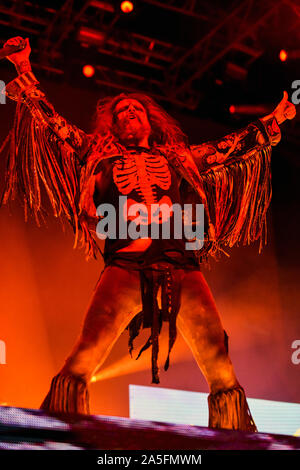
[0,405,299,450]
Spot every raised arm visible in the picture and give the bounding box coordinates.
[188,94,296,256]
[0,37,97,257]
[190,116,280,171]
[190,92,295,171]
[3,37,90,163]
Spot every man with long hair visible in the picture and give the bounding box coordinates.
[1,37,296,431]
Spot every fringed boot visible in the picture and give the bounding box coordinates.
[208,385,257,432]
[40,373,90,415]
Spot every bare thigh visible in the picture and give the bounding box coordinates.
[177,270,238,392]
[60,265,142,381]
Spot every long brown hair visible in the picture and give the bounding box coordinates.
[92,92,187,149]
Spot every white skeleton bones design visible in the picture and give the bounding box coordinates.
[113,151,173,225]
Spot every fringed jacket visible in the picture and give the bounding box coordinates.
[1,71,281,264]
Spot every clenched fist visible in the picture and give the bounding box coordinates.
[3,36,31,73]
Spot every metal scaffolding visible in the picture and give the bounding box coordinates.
[0,0,299,110]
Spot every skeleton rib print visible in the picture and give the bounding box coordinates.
[112,152,171,206]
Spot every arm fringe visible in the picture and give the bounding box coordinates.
[0,99,100,260]
[200,144,272,254]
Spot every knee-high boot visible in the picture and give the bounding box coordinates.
[208,385,257,432]
[40,373,90,415]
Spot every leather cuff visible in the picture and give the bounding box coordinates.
[3,71,39,101]
[258,114,281,146]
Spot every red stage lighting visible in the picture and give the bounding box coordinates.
[78,27,106,46]
[82,65,95,78]
[229,105,236,114]
[120,1,134,13]
[279,49,288,62]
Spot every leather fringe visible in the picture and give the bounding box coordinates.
[0,101,272,264]
[40,373,90,415]
[127,267,181,384]
[200,145,272,256]
[0,99,100,260]
[208,386,257,432]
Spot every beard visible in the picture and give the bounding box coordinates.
[115,118,151,146]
